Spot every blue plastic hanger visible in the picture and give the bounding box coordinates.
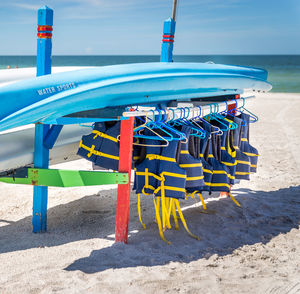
[239,97,258,123]
[181,107,206,138]
[133,109,174,141]
[157,109,187,141]
[205,103,229,131]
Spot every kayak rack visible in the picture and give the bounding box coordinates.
[122,96,255,119]
[0,5,256,244]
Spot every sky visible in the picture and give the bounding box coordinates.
[0,0,299,55]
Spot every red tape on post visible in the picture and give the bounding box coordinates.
[37,25,53,32]
[37,32,52,39]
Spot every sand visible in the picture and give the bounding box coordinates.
[0,92,299,294]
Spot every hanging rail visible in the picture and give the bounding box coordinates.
[122,95,255,120]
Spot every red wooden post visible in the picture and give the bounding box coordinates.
[115,117,134,243]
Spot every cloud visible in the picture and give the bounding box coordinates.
[10,2,41,10]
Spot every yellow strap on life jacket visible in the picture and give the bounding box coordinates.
[146,154,176,162]
[180,150,189,154]
[198,192,207,210]
[161,171,186,179]
[221,160,237,167]
[228,192,241,207]
[224,117,234,129]
[135,170,162,182]
[160,177,167,231]
[186,175,204,181]
[174,199,200,240]
[243,152,259,157]
[94,151,119,160]
[163,186,186,192]
[208,182,231,189]
[92,130,118,142]
[199,153,204,157]
[221,146,226,150]
[235,171,250,175]
[191,191,207,211]
[167,197,173,223]
[213,170,232,178]
[164,197,171,230]
[80,141,95,158]
[79,141,119,160]
[179,163,203,168]
[250,164,257,168]
[137,194,146,229]
[153,196,170,244]
[203,168,213,174]
[241,138,248,142]
[236,160,250,165]
[171,199,179,230]
[208,154,214,158]
[135,168,160,195]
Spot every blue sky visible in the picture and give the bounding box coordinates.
[0,0,299,55]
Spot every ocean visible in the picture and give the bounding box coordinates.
[0,55,299,93]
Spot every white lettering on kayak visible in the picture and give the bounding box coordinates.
[37,82,77,96]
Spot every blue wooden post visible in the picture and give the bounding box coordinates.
[160,17,176,62]
[32,6,53,233]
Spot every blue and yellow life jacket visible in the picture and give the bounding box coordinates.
[134,130,200,243]
[134,131,187,199]
[198,122,213,191]
[206,131,231,193]
[219,125,236,185]
[239,113,259,173]
[178,125,205,193]
[77,121,120,170]
[233,116,251,180]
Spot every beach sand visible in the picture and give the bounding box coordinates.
[0,92,299,294]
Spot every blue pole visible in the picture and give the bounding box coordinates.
[32,6,53,233]
[160,17,176,62]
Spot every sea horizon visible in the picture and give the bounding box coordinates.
[1,55,299,93]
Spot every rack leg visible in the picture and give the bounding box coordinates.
[32,124,50,232]
[115,117,134,243]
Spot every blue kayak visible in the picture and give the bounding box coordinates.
[0,62,272,131]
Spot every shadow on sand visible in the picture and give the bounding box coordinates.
[0,185,299,273]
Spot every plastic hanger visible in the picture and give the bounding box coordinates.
[134,109,174,142]
[239,97,258,123]
[192,105,221,136]
[155,109,187,141]
[180,107,206,138]
[190,106,207,137]
[181,107,206,139]
[205,103,229,132]
[223,99,247,126]
[211,103,238,130]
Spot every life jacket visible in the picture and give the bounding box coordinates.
[134,129,200,243]
[219,124,236,185]
[134,130,187,199]
[233,116,251,180]
[206,130,231,193]
[77,121,120,170]
[134,131,163,195]
[177,125,205,193]
[239,113,259,173]
[197,121,213,192]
